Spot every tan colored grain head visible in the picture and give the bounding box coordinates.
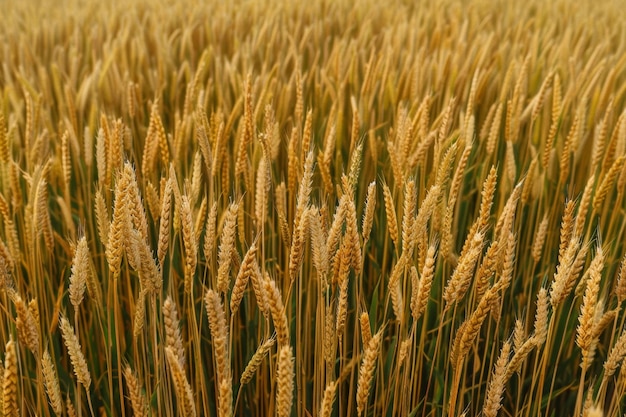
[263,277,290,346]
[231,241,258,314]
[217,202,238,293]
[123,365,145,417]
[319,381,337,417]
[42,350,63,416]
[577,247,604,369]
[59,316,91,389]
[382,184,399,246]
[482,341,511,417]
[165,347,196,417]
[12,292,39,357]
[559,200,575,259]
[593,155,625,212]
[218,377,233,417]
[356,330,382,416]
[533,288,549,345]
[444,231,483,308]
[3,339,18,417]
[180,195,197,294]
[205,289,230,382]
[240,338,275,385]
[362,181,376,242]
[203,201,218,263]
[276,345,294,417]
[69,235,90,309]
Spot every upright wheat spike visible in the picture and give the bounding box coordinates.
[59,316,91,389]
[94,189,110,247]
[289,207,311,281]
[123,366,145,417]
[3,339,18,417]
[310,208,330,288]
[360,312,372,347]
[106,166,132,277]
[344,198,362,274]
[264,277,290,346]
[66,395,77,417]
[42,350,63,416]
[157,178,172,266]
[551,237,581,307]
[276,345,294,417]
[231,241,258,314]
[163,296,185,367]
[205,289,230,382]
[534,288,549,344]
[319,381,337,417]
[218,377,233,417]
[181,195,197,294]
[362,181,376,242]
[203,201,218,262]
[444,231,483,307]
[616,254,626,304]
[577,247,604,370]
[482,341,511,417]
[382,184,399,246]
[412,244,437,320]
[401,179,417,253]
[165,347,196,417]
[0,112,8,167]
[356,330,382,416]
[217,203,238,293]
[9,292,35,350]
[69,236,90,309]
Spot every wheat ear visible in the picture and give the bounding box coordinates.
[356,330,382,416]
[276,345,294,417]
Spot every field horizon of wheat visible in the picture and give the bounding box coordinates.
[1,0,626,416]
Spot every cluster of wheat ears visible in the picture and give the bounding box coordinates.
[1,0,626,416]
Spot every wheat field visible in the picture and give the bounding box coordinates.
[1,0,626,416]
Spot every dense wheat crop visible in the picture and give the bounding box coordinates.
[1,0,626,415]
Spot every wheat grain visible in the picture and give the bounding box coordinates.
[362,181,376,242]
[69,235,90,309]
[593,155,625,212]
[59,316,91,389]
[42,350,63,416]
[382,184,399,246]
[356,330,382,416]
[163,296,185,367]
[444,231,483,307]
[165,347,196,417]
[534,288,549,345]
[577,247,604,369]
[482,341,511,417]
[3,340,18,417]
[181,195,197,294]
[217,203,238,293]
[276,345,294,417]
[123,366,145,417]
[240,338,275,385]
[319,381,337,417]
[505,337,536,380]
[218,377,232,417]
[231,241,257,314]
[205,289,230,382]
[12,293,39,357]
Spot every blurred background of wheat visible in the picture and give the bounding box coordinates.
[1,0,626,416]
